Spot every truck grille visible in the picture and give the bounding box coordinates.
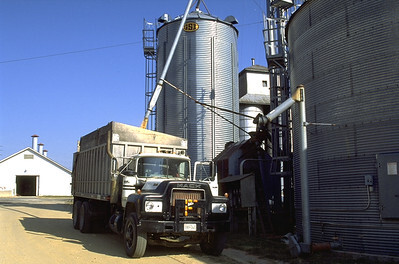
[171,189,204,206]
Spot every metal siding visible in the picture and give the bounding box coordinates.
[156,12,239,164]
[288,0,399,257]
[75,145,111,198]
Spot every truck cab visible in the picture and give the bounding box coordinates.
[111,150,229,258]
[119,152,191,207]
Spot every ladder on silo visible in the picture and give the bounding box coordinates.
[263,0,303,229]
[143,20,157,130]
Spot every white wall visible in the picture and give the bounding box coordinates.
[246,72,269,95]
[0,149,71,196]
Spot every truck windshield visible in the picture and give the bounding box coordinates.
[137,157,189,179]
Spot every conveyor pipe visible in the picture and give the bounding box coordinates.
[141,0,194,129]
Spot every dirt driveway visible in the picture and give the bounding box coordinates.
[0,197,256,264]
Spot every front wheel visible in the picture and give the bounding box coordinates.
[200,232,227,256]
[124,213,147,258]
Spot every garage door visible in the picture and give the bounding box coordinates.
[16,175,38,196]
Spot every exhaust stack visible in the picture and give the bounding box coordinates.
[31,135,39,152]
[38,143,44,155]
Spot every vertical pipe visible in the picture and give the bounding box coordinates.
[297,85,311,250]
[31,135,39,152]
[38,143,44,155]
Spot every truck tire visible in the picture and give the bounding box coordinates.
[73,200,82,230]
[124,213,147,258]
[200,232,227,256]
[79,201,91,233]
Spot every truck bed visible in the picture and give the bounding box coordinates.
[72,121,188,202]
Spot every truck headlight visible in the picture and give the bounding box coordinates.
[212,203,227,213]
[145,201,163,212]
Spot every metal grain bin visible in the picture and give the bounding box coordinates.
[156,10,239,164]
[287,0,399,257]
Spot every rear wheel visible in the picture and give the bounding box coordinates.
[72,200,82,229]
[200,232,227,256]
[79,201,91,233]
[124,213,147,258]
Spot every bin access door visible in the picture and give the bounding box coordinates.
[377,153,399,218]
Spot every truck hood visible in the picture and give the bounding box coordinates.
[142,178,186,192]
[141,179,212,198]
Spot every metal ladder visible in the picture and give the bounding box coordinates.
[263,0,303,227]
[142,20,157,130]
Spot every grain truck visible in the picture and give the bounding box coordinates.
[71,121,229,257]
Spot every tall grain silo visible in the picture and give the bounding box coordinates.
[287,0,399,257]
[156,7,239,164]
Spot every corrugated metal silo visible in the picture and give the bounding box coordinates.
[287,0,399,257]
[156,10,239,163]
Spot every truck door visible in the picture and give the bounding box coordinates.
[193,161,218,196]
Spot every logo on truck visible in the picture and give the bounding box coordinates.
[176,183,202,189]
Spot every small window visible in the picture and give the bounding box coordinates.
[262,80,268,87]
[387,162,398,175]
[24,154,34,159]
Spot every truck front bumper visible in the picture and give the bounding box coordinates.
[138,199,230,234]
[139,219,229,234]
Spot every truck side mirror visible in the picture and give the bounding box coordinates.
[122,170,137,176]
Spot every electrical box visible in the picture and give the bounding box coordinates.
[376,153,399,219]
[364,175,373,186]
[240,174,256,208]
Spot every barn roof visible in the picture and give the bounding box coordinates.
[0,147,71,174]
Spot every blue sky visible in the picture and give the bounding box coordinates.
[0,0,267,169]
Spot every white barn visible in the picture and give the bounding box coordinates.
[0,136,71,197]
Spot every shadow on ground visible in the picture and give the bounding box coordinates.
[18,216,217,259]
[0,197,72,213]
